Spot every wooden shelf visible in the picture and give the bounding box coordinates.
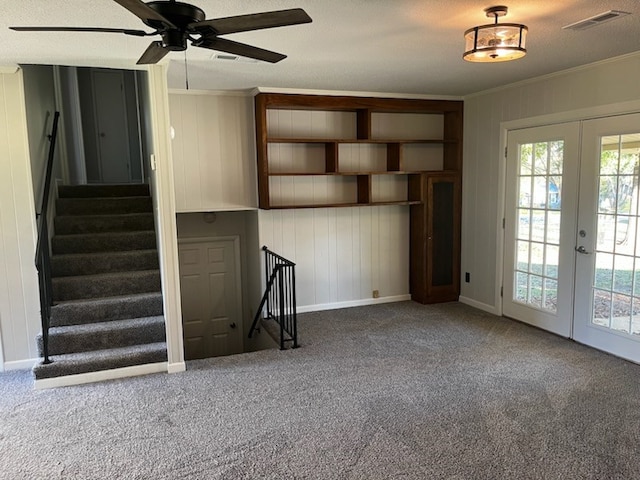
[267,171,426,176]
[267,200,422,210]
[267,137,453,144]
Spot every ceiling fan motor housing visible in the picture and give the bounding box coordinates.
[146,1,206,50]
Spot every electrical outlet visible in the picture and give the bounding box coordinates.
[465,272,470,283]
[373,290,379,298]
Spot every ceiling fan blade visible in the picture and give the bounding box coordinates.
[189,8,312,35]
[112,0,176,29]
[10,26,149,36]
[137,41,169,64]
[197,37,286,63]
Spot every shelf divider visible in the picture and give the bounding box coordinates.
[357,109,372,140]
[387,143,401,171]
[325,141,338,173]
[357,174,372,204]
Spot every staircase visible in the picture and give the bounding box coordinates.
[33,184,167,381]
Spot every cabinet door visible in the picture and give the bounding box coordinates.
[410,173,461,303]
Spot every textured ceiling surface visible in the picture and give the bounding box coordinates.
[1,0,640,95]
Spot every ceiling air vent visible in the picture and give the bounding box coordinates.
[211,53,259,63]
[562,10,630,31]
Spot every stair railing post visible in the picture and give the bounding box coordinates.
[291,264,298,348]
[34,111,60,365]
[263,245,270,318]
[278,266,285,350]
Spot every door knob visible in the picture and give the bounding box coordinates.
[229,322,236,329]
[575,246,591,254]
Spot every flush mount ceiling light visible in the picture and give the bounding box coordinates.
[463,5,527,62]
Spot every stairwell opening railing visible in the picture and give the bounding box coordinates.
[34,111,60,365]
[248,246,298,350]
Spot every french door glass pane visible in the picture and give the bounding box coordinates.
[513,141,563,312]
[592,133,640,336]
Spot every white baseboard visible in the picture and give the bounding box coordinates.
[297,294,412,314]
[2,358,38,371]
[34,362,168,390]
[167,361,186,373]
[458,296,500,316]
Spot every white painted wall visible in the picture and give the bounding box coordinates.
[259,206,410,311]
[168,91,257,212]
[0,70,41,370]
[461,52,640,313]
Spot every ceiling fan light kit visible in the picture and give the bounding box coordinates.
[9,0,312,65]
[463,5,527,63]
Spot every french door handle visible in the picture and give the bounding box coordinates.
[575,245,591,254]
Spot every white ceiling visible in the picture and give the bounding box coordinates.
[2,0,640,96]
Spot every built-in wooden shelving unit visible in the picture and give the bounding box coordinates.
[254,93,463,303]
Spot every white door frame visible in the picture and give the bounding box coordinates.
[145,64,184,374]
[502,123,580,337]
[177,235,245,351]
[497,99,640,317]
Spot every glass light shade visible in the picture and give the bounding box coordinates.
[463,23,527,62]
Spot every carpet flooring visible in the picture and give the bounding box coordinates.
[1,301,639,479]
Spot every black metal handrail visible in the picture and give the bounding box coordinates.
[248,246,298,349]
[34,111,60,364]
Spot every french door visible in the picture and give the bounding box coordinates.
[573,114,640,363]
[504,114,640,363]
[504,123,580,337]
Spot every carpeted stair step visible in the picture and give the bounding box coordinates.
[58,184,150,198]
[33,342,167,380]
[52,249,159,277]
[56,196,152,216]
[38,316,166,356]
[50,292,164,327]
[54,213,155,235]
[260,317,296,350]
[53,269,161,301]
[52,231,156,255]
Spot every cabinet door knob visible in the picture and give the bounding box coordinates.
[229,322,237,329]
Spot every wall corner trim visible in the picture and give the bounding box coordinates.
[458,296,501,316]
[167,362,186,374]
[297,295,412,314]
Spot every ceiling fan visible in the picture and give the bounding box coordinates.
[10,0,312,64]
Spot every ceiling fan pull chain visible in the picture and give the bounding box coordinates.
[184,50,189,90]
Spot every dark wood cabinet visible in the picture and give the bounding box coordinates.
[410,173,461,303]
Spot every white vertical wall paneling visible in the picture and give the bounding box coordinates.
[168,95,185,209]
[371,113,443,139]
[0,71,41,368]
[312,209,330,304]
[169,92,256,212]
[198,95,220,209]
[370,206,380,295]
[336,208,354,302]
[293,209,315,306]
[258,205,410,311]
[359,208,373,298]
[461,53,640,313]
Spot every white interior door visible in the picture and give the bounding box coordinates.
[503,123,580,336]
[573,114,640,363]
[178,238,244,360]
